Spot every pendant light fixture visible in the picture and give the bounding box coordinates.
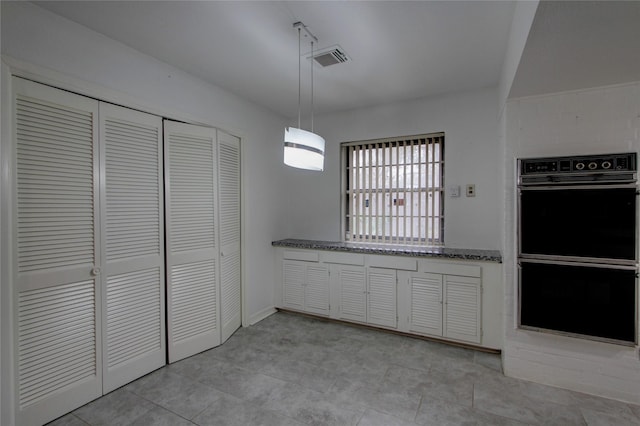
[284,21,325,171]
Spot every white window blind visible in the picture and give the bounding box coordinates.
[343,133,444,245]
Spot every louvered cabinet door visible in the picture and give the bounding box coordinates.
[338,266,366,323]
[164,121,220,363]
[100,103,165,392]
[282,261,305,311]
[305,264,329,316]
[367,268,397,329]
[444,275,481,344]
[217,130,241,343]
[12,78,102,426]
[409,273,443,336]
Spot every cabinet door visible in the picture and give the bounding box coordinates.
[444,275,481,344]
[283,260,305,310]
[100,103,165,393]
[13,78,102,426]
[409,273,443,336]
[165,121,220,363]
[305,264,329,316]
[367,268,397,328]
[217,130,241,343]
[338,266,367,323]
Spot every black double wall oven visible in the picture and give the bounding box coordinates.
[518,153,638,345]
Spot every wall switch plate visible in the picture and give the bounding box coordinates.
[466,184,476,197]
[448,185,460,197]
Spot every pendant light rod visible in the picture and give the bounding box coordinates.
[293,21,318,43]
[293,21,318,133]
[311,40,314,133]
[297,26,301,129]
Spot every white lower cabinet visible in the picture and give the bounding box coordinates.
[410,272,481,344]
[443,275,482,343]
[276,248,500,349]
[337,266,398,329]
[367,268,398,329]
[337,266,367,323]
[283,260,329,316]
[409,273,443,336]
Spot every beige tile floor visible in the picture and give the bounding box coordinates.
[48,311,640,426]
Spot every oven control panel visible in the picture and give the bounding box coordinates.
[520,153,636,176]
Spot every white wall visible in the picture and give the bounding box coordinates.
[1,0,289,321]
[498,0,538,114]
[503,82,640,404]
[0,8,288,422]
[282,87,503,251]
[1,3,291,418]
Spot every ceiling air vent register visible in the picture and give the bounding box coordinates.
[308,45,350,67]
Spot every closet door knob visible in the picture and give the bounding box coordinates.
[91,267,101,276]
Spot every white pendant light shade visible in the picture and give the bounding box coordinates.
[284,22,324,172]
[284,127,325,171]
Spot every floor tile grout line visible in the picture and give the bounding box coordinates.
[70,413,91,426]
[471,382,475,409]
[414,394,425,424]
[58,312,640,426]
[131,389,199,425]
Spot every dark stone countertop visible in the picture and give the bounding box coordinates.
[272,239,502,263]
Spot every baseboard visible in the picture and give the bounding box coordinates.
[276,308,501,354]
[248,306,277,325]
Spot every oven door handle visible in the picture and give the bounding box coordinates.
[519,257,638,271]
[519,183,638,191]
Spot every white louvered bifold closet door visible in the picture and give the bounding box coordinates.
[164,121,221,363]
[100,103,165,393]
[13,78,102,426]
[217,130,241,343]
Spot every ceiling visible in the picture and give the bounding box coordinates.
[509,1,640,98]
[33,0,516,118]
[32,1,640,118]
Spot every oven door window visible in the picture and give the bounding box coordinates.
[519,261,637,344]
[520,187,637,260]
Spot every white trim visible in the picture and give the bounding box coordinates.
[342,134,445,245]
[507,80,640,103]
[249,306,277,326]
[240,133,248,329]
[1,60,16,426]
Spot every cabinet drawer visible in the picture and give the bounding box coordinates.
[368,255,417,271]
[283,250,319,262]
[422,262,481,278]
[320,252,365,265]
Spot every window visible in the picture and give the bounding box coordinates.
[342,133,444,246]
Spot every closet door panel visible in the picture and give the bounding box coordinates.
[165,121,220,363]
[218,131,241,343]
[13,77,102,426]
[100,103,165,393]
